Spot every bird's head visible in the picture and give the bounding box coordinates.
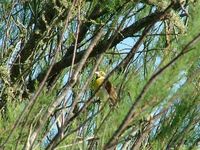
[95,71,106,78]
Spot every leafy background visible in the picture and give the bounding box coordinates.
[0,0,200,149]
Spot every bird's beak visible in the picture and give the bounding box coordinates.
[95,71,99,75]
[95,71,100,77]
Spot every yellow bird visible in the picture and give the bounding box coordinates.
[93,71,118,107]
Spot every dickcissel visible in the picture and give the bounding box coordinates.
[93,71,118,107]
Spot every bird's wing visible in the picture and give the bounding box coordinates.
[105,80,118,106]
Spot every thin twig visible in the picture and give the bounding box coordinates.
[104,31,200,150]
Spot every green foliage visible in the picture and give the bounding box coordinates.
[0,84,57,148]
[0,0,200,149]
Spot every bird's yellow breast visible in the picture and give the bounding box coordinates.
[94,76,105,89]
[94,76,109,100]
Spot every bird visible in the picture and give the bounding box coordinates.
[93,71,118,107]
